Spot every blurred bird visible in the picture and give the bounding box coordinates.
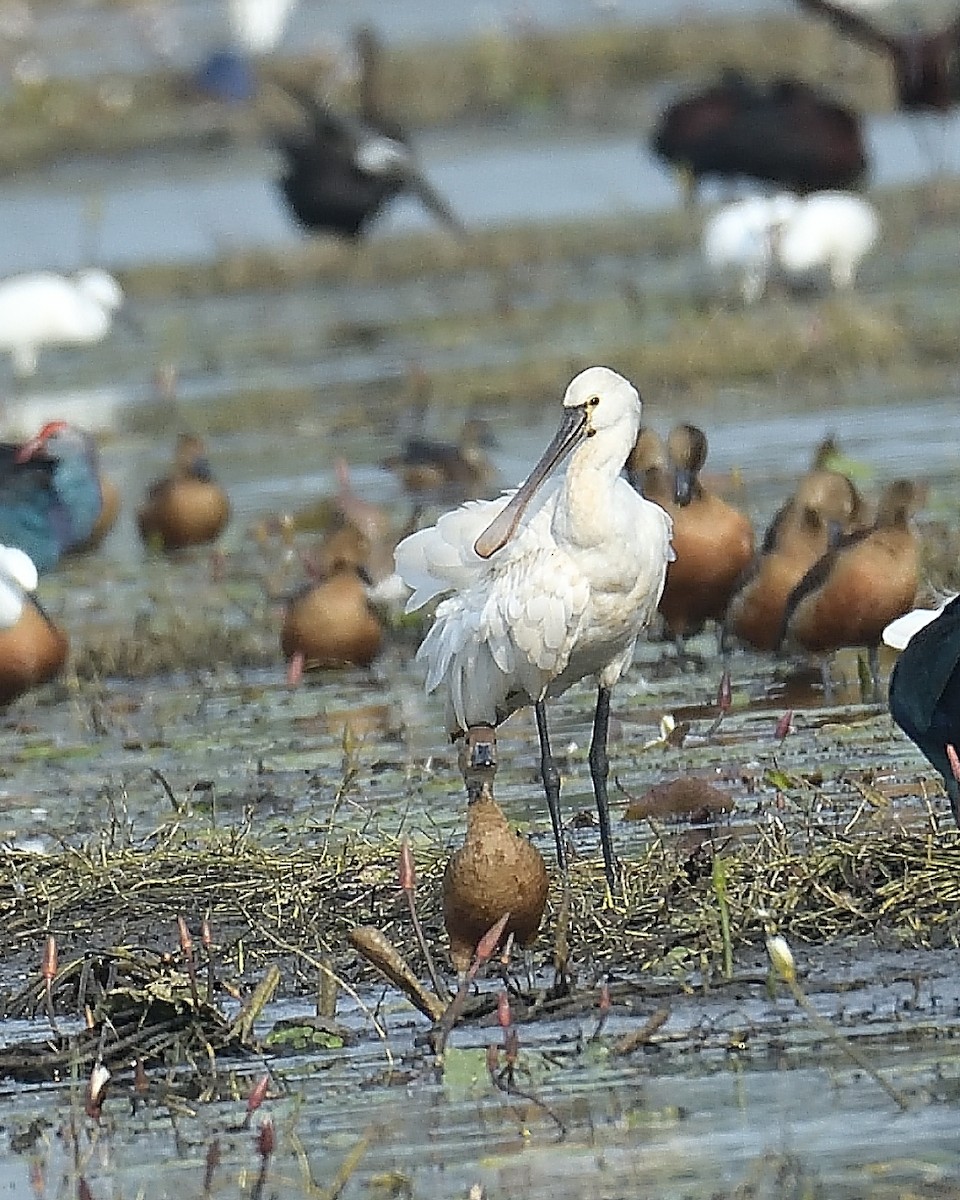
[194,0,297,102]
[442,779,548,976]
[651,71,868,202]
[395,367,674,889]
[281,565,384,680]
[885,594,960,824]
[384,416,497,500]
[0,544,68,704]
[274,27,462,238]
[724,468,864,652]
[631,423,754,652]
[796,1,960,112]
[0,422,105,573]
[702,193,798,303]
[137,434,231,552]
[777,191,879,290]
[779,478,922,696]
[0,270,125,376]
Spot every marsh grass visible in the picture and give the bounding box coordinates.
[3,804,960,1004]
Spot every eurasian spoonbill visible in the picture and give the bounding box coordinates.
[652,72,867,202]
[0,422,105,573]
[394,366,674,888]
[274,27,462,239]
[776,191,879,289]
[702,193,797,303]
[885,593,960,826]
[0,270,125,377]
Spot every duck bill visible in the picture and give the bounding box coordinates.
[673,466,695,506]
[474,405,588,559]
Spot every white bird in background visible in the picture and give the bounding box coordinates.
[395,366,674,888]
[703,190,879,301]
[0,269,125,377]
[776,190,879,289]
[227,0,297,53]
[702,193,798,303]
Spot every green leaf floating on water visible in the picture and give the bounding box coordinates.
[265,1017,347,1053]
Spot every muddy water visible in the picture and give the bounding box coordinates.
[0,17,959,1199]
[1,108,959,273]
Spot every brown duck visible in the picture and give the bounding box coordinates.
[137,434,230,552]
[442,781,548,976]
[281,567,384,680]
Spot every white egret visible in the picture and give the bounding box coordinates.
[395,366,674,888]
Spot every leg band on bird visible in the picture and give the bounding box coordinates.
[459,724,497,800]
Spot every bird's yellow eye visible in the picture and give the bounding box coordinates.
[588,396,600,407]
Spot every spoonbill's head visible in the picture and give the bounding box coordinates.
[75,270,124,314]
[475,366,641,559]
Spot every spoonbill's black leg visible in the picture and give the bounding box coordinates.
[589,685,619,891]
[535,699,566,873]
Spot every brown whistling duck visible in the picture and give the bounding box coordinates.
[137,434,230,552]
[384,417,497,500]
[629,424,754,652]
[723,468,865,652]
[442,780,549,976]
[281,567,384,680]
[0,544,68,704]
[778,478,922,697]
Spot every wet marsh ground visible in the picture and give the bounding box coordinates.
[1,7,960,1197]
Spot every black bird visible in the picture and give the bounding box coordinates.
[274,27,462,239]
[651,71,868,201]
[796,0,960,112]
[887,595,960,825]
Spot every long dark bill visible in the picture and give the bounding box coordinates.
[474,404,588,559]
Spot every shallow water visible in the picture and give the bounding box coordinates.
[1,109,959,274]
[1,5,960,1196]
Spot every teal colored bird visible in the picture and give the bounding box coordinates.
[0,422,104,573]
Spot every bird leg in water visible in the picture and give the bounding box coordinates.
[459,724,497,801]
[535,700,566,874]
[589,686,619,891]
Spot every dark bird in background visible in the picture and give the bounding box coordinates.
[0,421,104,574]
[651,71,868,201]
[274,26,463,239]
[384,416,498,501]
[886,594,960,826]
[796,0,960,112]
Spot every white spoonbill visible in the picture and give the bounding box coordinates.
[0,269,125,377]
[702,193,798,303]
[776,191,879,289]
[394,366,674,888]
